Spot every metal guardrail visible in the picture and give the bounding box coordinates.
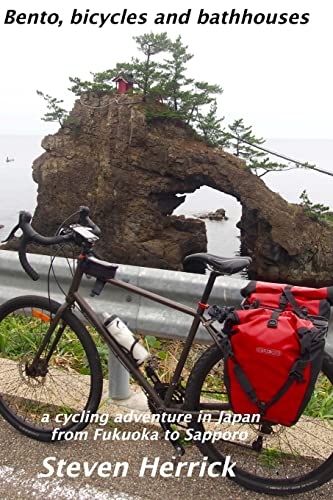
[0,250,332,400]
[0,250,246,399]
[0,250,246,340]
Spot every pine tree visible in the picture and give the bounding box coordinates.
[227,119,289,176]
[249,157,300,177]
[227,118,266,161]
[185,81,223,126]
[68,34,171,97]
[37,33,324,182]
[36,91,69,126]
[196,100,229,147]
[68,63,134,95]
[159,35,194,115]
[299,190,333,223]
[65,33,224,130]
[132,32,171,96]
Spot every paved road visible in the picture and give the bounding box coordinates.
[0,414,332,500]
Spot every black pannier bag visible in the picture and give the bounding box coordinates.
[221,282,331,426]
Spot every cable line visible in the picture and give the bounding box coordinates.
[231,135,333,178]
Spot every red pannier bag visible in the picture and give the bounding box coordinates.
[221,282,330,427]
[241,280,333,320]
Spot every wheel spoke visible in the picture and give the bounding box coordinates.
[184,344,333,494]
[0,298,102,440]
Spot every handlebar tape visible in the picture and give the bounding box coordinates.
[18,237,40,281]
[18,211,73,281]
[17,207,101,281]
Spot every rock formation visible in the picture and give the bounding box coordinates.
[30,94,333,285]
[198,208,227,221]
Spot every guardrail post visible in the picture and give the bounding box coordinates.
[108,349,131,400]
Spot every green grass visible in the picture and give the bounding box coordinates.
[0,314,332,421]
[304,375,333,419]
[258,448,288,468]
[0,313,101,376]
[0,315,43,358]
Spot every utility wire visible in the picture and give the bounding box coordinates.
[231,135,333,178]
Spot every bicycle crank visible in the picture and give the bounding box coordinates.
[145,364,185,457]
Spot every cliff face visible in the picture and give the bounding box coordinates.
[32,94,333,285]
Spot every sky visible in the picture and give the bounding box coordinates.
[0,0,332,138]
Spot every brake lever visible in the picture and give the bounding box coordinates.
[2,223,20,243]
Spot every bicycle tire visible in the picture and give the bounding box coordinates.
[184,344,333,495]
[0,295,103,441]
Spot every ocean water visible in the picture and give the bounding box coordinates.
[176,138,333,255]
[0,135,42,239]
[1,135,333,258]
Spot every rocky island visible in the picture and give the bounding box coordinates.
[27,94,333,286]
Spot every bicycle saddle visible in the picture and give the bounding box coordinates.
[183,253,252,275]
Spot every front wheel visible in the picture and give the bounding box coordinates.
[0,295,103,441]
[184,344,333,496]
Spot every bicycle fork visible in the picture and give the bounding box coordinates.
[28,302,70,375]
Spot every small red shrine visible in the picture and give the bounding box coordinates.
[112,73,136,94]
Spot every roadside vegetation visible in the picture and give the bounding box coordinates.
[1,315,331,419]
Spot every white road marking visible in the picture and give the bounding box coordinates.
[0,465,142,499]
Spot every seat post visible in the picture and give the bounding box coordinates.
[200,271,219,305]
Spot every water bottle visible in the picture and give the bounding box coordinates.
[102,313,149,366]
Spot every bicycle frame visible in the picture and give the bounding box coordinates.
[36,260,225,415]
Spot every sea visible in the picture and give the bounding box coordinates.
[1,135,333,257]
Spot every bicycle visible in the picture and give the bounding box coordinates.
[0,206,332,496]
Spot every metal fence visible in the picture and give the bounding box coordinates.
[0,250,332,400]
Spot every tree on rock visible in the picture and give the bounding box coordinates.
[132,32,171,96]
[158,35,194,115]
[196,100,229,147]
[68,63,134,95]
[299,190,333,224]
[68,33,171,97]
[36,91,69,127]
[35,33,318,182]
[226,118,295,177]
[228,118,265,161]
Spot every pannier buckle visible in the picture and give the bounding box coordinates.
[291,370,305,383]
[267,310,280,328]
[259,401,267,416]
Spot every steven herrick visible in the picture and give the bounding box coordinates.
[39,456,236,478]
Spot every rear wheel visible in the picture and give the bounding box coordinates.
[184,344,333,495]
[0,295,103,441]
